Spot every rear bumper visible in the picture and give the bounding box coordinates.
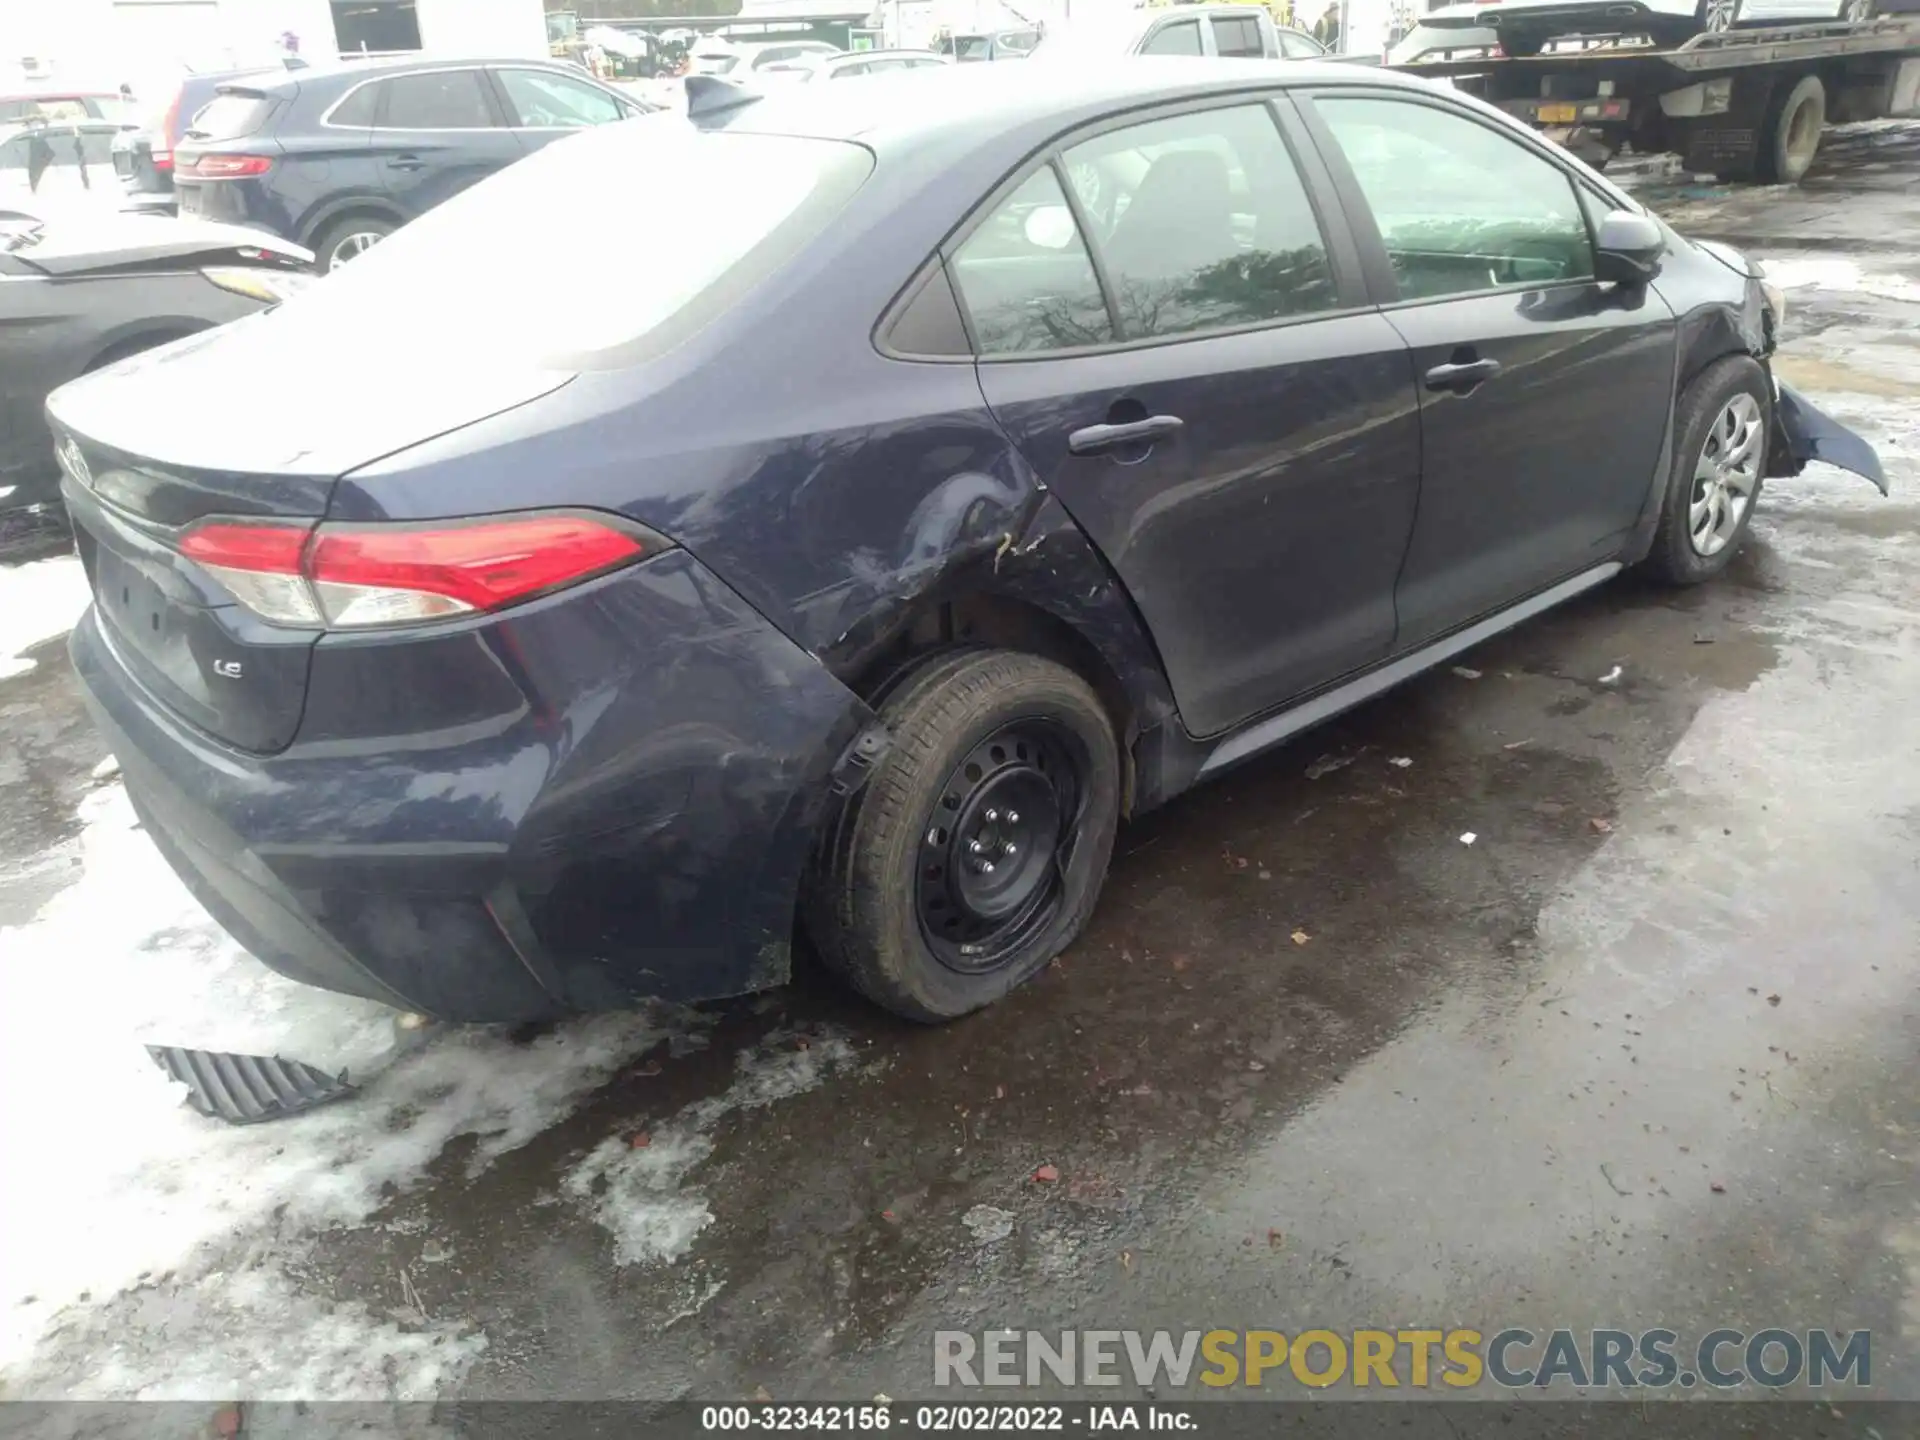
[70,549,874,1022]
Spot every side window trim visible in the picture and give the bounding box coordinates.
[923,89,1375,362]
[1292,84,1603,309]
[323,66,506,132]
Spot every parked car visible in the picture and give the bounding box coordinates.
[50,61,1883,1026]
[0,205,310,533]
[1417,0,1869,51]
[762,49,951,81]
[172,58,656,273]
[1031,7,1328,60]
[0,118,122,208]
[942,28,1045,60]
[112,61,308,215]
[685,39,844,76]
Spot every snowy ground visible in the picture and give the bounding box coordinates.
[0,559,872,1397]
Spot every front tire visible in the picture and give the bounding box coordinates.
[805,649,1121,1023]
[1643,355,1770,585]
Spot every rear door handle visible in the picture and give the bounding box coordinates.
[1068,415,1184,455]
[1424,357,1502,393]
[386,155,425,171]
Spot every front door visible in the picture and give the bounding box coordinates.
[959,99,1422,739]
[1300,90,1678,646]
[366,67,522,221]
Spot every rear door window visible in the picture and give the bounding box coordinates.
[376,70,496,130]
[1062,103,1338,339]
[950,168,1113,354]
[1212,16,1267,57]
[1141,19,1203,54]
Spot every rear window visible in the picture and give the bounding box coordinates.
[188,93,273,140]
[272,125,872,368]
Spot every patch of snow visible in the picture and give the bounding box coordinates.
[563,1031,862,1266]
[1761,256,1920,306]
[0,782,701,1392]
[962,1205,1015,1243]
[0,555,91,680]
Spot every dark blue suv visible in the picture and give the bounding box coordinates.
[173,57,652,271]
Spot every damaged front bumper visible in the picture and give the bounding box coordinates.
[1769,379,1889,496]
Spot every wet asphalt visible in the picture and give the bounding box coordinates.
[2,124,1918,1408]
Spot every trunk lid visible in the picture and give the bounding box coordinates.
[47,305,573,755]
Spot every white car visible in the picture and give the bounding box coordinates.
[758,48,951,82]
[1416,0,1871,53]
[685,38,844,77]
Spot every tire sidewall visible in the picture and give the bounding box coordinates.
[1653,357,1770,583]
[1770,75,1825,183]
[823,653,1121,1021]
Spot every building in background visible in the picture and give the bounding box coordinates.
[7,0,549,96]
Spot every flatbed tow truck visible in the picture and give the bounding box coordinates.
[1390,16,1920,180]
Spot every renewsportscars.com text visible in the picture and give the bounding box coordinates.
[933,1328,1871,1391]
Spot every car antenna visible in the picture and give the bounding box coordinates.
[684,74,761,118]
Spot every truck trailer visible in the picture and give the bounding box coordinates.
[1391,15,1920,180]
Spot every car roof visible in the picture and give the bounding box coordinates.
[716,56,1423,147]
[228,55,579,96]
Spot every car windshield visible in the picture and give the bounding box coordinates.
[266,123,873,368]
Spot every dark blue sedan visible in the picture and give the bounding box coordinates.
[47,61,1884,1024]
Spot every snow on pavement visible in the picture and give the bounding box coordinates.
[0,554,91,680]
[0,771,861,1398]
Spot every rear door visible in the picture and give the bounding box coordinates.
[489,66,636,157]
[1297,88,1676,647]
[961,97,1422,738]
[366,67,521,221]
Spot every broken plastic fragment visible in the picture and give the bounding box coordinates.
[1599,665,1623,684]
[1389,756,1413,768]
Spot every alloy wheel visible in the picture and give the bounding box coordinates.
[915,721,1085,975]
[1702,0,1737,31]
[328,231,384,269]
[1689,392,1763,557]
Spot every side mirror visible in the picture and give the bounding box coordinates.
[1594,209,1664,284]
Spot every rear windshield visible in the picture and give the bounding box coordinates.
[187,92,273,140]
[274,123,872,368]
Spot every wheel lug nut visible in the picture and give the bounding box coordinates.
[1004,843,1017,856]
[1006,810,1020,825]
[982,861,996,874]
[984,808,999,823]
[969,839,986,855]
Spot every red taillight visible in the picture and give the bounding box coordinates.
[180,153,274,179]
[154,153,174,172]
[178,515,653,630]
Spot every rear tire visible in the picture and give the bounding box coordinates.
[804,648,1120,1023]
[311,214,396,273]
[1758,73,1826,183]
[1643,355,1770,585]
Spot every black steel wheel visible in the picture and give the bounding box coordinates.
[914,720,1084,974]
[805,648,1121,1023]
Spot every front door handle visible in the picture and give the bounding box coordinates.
[386,155,425,171]
[1068,415,1184,456]
[1424,357,1502,394]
